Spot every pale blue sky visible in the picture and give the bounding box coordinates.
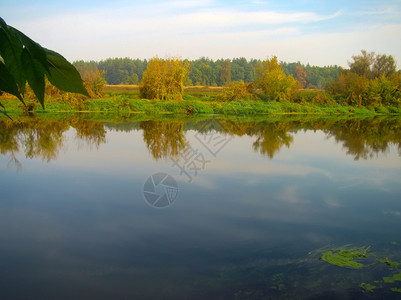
[1,0,400,67]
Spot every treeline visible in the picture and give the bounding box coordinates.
[73,57,341,88]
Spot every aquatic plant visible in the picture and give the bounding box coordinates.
[360,282,376,292]
[383,272,401,283]
[378,257,400,269]
[320,246,370,269]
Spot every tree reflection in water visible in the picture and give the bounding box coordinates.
[1,116,400,165]
[140,120,186,160]
[0,117,106,164]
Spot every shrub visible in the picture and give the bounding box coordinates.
[216,81,256,101]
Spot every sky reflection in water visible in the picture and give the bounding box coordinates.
[0,116,401,299]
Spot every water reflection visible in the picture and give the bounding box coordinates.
[251,122,294,158]
[0,117,106,163]
[1,116,401,164]
[1,114,401,299]
[140,120,186,160]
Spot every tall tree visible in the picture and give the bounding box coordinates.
[372,54,396,78]
[220,59,231,86]
[349,50,375,78]
[294,66,307,89]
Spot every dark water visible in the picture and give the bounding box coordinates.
[1,115,401,299]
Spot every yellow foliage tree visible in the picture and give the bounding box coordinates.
[255,56,297,101]
[140,57,190,101]
[217,81,255,101]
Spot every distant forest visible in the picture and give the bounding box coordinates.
[73,57,342,89]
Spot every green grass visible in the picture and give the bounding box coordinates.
[1,93,401,117]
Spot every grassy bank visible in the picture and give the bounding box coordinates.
[1,85,401,117]
[2,96,401,117]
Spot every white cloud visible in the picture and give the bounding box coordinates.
[173,9,340,27]
[166,0,215,8]
[383,210,401,217]
[9,3,400,66]
[277,186,309,204]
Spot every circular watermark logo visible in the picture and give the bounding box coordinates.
[143,172,178,208]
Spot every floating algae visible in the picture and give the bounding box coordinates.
[360,282,376,292]
[378,257,400,269]
[383,272,401,283]
[313,245,401,294]
[320,246,371,269]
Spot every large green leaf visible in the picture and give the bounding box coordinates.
[0,17,7,30]
[0,60,24,102]
[0,27,26,93]
[0,17,89,113]
[8,26,49,75]
[45,49,89,97]
[21,48,45,108]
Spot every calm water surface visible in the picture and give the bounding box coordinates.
[1,116,401,299]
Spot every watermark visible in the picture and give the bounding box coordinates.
[143,172,178,208]
[170,142,211,183]
[143,120,236,208]
[194,127,233,157]
[170,120,234,183]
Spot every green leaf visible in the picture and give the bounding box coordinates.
[8,26,49,74]
[0,27,26,92]
[21,48,45,108]
[45,49,89,97]
[0,17,7,30]
[0,60,24,102]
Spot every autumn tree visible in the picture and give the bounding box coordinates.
[220,59,231,86]
[217,81,255,101]
[74,63,106,97]
[328,50,400,107]
[294,66,308,89]
[140,57,190,101]
[255,56,297,101]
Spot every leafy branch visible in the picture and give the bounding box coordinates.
[0,17,89,118]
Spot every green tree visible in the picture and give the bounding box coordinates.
[349,50,397,80]
[0,17,88,117]
[125,73,139,85]
[349,50,375,78]
[372,54,397,78]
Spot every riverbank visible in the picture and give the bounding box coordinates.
[2,95,401,117]
[1,85,401,117]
